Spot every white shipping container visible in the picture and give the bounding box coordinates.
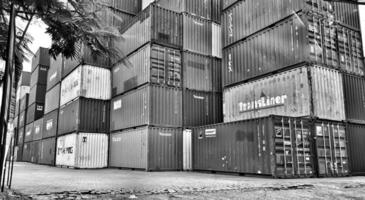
[212,23,222,58]
[56,133,108,168]
[223,65,346,122]
[142,0,155,10]
[60,65,111,106]
[16,86,30,102]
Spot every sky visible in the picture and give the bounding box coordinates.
[20,5,365,72]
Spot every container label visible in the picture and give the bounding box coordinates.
[112,137,122,142]
[113,67,120,73]
[49,72,57,81]
[228,54,233,72]
[113,100,122,110]
[228,12,233,37]
[238,95,288,113]
[193,95,205,100]
[205,129,216,137]
[46,120,53,130]
[159,132,172,137]
[36,105,43,111]
[35,126,40,134]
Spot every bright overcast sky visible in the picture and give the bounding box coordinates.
[21,5,365,72]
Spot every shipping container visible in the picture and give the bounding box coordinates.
[222,12,339,86]
[30,140,41,163]
[110,84,182,131]
[26,102,44,123]
[18,71,31,86]
[19,94,29,113]
[39,137,56,165]
[193,116,314,178]
[30,65,49,87]
[142,0,154,10]
[223,65,346,122]
[47,55,63,91]
[112,5,182,59]
[15,145,23,161]
[58,98,110,135]
[31,47,50,72]
[24,123,33,143]
[60,65,111,106]
[183,129,192,170]
[346,123,365,175]
[113,0,141,14]
[22,142,31,162]
[16,85,30,102]
[109,126,182,171]
[333,1,361,30]
[222,0,333,47]
[17,127,24,145]
[42,109,59,139]
[314,121,349,177]
[183,52,221,92]
[13,116,18,130]
[110,9,135,32]
[342,73,365,124]
[56,133,108,168]
[222,0,238,10]
[336,25,364,76]
[44,83,60,114]
[33,118,43,141]
[28,84,47,106]
[183,90,222,127]
[19,111,26,128]
[183,14,222,57]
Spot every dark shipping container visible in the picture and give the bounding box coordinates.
[47,55,63,91]
[31,47,50,72]
[24,123,33,143]
[343,73,365,124]
[192,116,314,178]
[58,98,110,135]
[18,71,31,86]
[22,142,31,162]
[44,83,60,114]
[109,126,182,171]
[15,145,23,161]
[30,65,49,87]
[42,109,59,139]
[110,84,182,131]
[113,0,141,14]
[28,84,47,106]
[112,43,182,96]
[346,123,365,175]
[30,140,41,163]
[110,9,135,32]
[26,102,44,123]
[19,94,29,113]
[313,121,349,177]
[39,137,56,165]
[333,1,361,30]
[222,12,339,87]
[183,90,222,127]
[17,127,24,145]
[33,118,43,141]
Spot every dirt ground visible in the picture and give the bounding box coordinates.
[4,162,365,199]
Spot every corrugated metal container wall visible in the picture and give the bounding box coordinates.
[109,126,182,170]
[26,102,44,123]
[211,22,222,58]
[28,84,47,106]
[42,109,58,139]
[222,12,338,86]
[56,133,108,168]
[58,98,110,135]
[31,47,50,72]
[110,84,182,131]
[110,10,135,32]
[15,145,23,161]
[19,94,28,113]
[314,121,349,177]
[192,116,314,178]
[18,71,31,86]
[183,90,222,127]
[30,65,49,87]
[19,111,26,128]
[222,0,238,10]
[112,43,182,96]
[347,123,365,175]
[24,123,33,143]
[60,65,111,106]
[16,86,30,102]
[47,55,63,91]
[343,74,365,124]
[333,2,361,30]
[222,0,333,47]
[113,0,141,14]
[336,25,364,76]
[113,5,182,58]
[183,129,192,170]
[22,142,31,162]
[183,14,211,56]
[44,83,60,114]
[33,118,43,141]
[183,52,221,92]
[30,140,41,163]
[223,66,345,122]
[18,127,24,145]
[39,137,56,165]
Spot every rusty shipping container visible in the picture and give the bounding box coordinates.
[183,90,222,127]
[222,0,333,47]
[192,116,314,178]
[223,65,345,122]
[31,47,50,72]
[112,43,182,96]
[332,1,361,30]
[28,84,47,106]
[110,84,182,131]
[44,83,60,114]
[30,65,49,87]
[112,5,182,59]
[60,65,111,106]
[26,102,44,123]
[39,137,56,165]
[342,73,365,124]
[346,123,365,175]
[42,109,58,139]
[314,121,349,177]
[33,118,43,141]
[183,14,222,57]
[47,55,63,91]
[17,127,24,145]
[113,0,141,14]
[58,98,110,135]
[22,142,31,162]
[109,126,182,171]
[183,52,221,92]
[223,12,340,86]
[56,133,108,168]
[30,140,41,163]
[19,94,29,113]
[24,123,33,143]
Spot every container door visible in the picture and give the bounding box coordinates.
[183,129,192,171]
[293,120,314,177]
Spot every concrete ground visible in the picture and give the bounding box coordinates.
[5,162,365,199]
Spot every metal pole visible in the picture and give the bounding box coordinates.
[8,136,15,189]
[6,137,13,186]
[0,3,16,191]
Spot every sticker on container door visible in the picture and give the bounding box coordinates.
[205,129,216,138]
[46,120,53,130]
[113,99,122,110]
[159,132,172,137]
